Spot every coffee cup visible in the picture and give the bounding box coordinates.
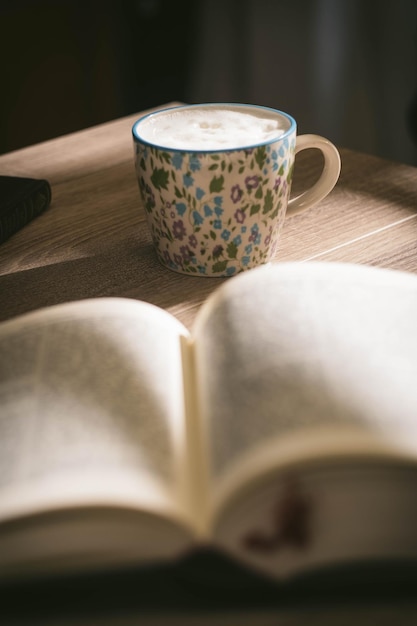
[132,103,340,277]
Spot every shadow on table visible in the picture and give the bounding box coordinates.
[0,238,226,327]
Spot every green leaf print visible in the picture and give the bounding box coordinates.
[250,203,261,215]
[270,199,282,220]
[255,185,263,199]
[212,260,228,273]
[226,241,238,259]
[262,189,274,214]
[209,175,225,193]
[151,168,169,191]
[255,146,267,170]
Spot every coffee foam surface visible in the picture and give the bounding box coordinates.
[136,106,288,150]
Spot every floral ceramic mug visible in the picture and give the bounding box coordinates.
[132,103,341,277]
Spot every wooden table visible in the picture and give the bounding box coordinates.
[1,106,417,625]
[1,104,417,330]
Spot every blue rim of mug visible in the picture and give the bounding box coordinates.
[132,103,297,153]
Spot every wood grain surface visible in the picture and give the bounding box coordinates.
[0,105,416,329]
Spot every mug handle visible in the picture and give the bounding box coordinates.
[286,134,341,217]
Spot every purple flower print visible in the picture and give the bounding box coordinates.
[163,250,172,264]
[249,225,260,243]
[274,176,282,191]
[188,234,198,248]
[213,244,224,258]
[180,245,193,260]
[245,175,259,189]
[173,220,187,241]
[231,184,243,203]
[234,208,245,224]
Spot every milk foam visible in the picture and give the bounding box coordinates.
[136,106,289,150]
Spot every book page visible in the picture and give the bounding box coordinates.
[192,262,417,520]
[0,298,193,539]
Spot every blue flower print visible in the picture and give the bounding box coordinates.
[192,211,204,226]
[172,153,183,170]
[204,205,213,217]
[189,155,201,172]
[196,187,205,200]
[221,229,231,241]
[226,266,237,276]
[233,235,242,246]
[242,256,251,266]
[214,196,223,206]
[245,244,253,254]
[198,266,206,275]
[183,173,194,188]
[176,202,187,216]
[214,206,224,217]
[213,219,222,230]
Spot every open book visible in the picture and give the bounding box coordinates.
[1,261,417,583]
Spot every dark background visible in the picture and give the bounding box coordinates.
[1,0,417,164]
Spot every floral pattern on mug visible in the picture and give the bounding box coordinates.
[134,138,295,276]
